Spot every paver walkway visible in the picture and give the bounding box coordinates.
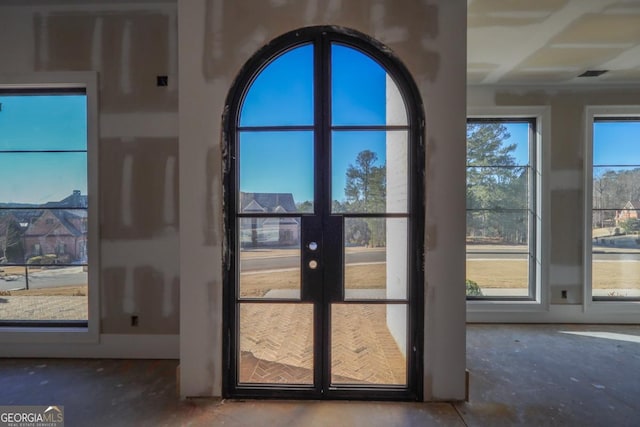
[240,303,406,385]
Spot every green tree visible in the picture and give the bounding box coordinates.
[466,122,525,244]
[345,150,386,213]
[295,200,313,213]
[344,150,386,247]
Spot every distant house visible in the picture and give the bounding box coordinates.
[23,209,88,262]
[616,200,640,223]
[240,192,297,213]
[0,190,89,264]
[44,189,88,209]
[239,192,299,246]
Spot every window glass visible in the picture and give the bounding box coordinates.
[592,119,640,299]
[239,131,314,213]
[331,44,407,126]
[0,93,86,151]
[0,153,87,206]
[240,44,314,127]
[331,130,407,214]
[466,120,534,299]
[0,91,88,324]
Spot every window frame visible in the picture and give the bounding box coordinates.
[585,106,640,310]
[466,107,548,313]
[0,72,99,343]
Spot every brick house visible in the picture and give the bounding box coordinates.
[616,200,640,223]
[0,191,88,264]
[23,209,88,263]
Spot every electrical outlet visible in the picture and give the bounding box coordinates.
[561,290,568,299]
[131,315,139,326]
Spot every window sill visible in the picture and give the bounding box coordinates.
[0,325,97,345]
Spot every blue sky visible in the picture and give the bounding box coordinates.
[594,121,640,166]
[501,122,529,166]
[0,94,87,204]
[239,43,388,205]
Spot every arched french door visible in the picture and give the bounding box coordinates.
[223,27,424,400]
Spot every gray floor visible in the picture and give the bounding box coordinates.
[1,324,638,426]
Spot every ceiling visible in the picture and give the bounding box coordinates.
[467,0,640,85]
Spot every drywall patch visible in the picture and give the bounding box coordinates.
[91,16,103,70]
[550,189,582,265]
[550,170,582,190]
[99,12,176,113]
[101,137,179,239]
[101,265,179,334]
[120,19,133,95]
[122,153,134,227]
[37,12,49,67]
[550,264,582,287]
[34,10,177,113]
[34,12,96,71]
[467,0,566,28]
[101,266,126,325]
[203,0,440,84]
[164,156,177,225]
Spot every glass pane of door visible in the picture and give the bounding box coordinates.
[344,217,407,300]
[239,217,301,299]
[240,44,314,127]
[239,303,314,384]
[331,131,408,214]
[330,303,407,385]
[331,44,407,126]
[239,131,314,213]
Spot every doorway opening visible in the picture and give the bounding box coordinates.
[223,26,424,400]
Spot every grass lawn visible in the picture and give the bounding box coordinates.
[240,264,386,297]
[468,259,640,290]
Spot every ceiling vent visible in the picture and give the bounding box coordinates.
[578,70,608,78]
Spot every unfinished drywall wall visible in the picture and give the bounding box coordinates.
[0,2,180,337]
[180,0,467,400]
[468,85,640,309]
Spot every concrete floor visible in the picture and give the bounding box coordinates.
[1,324,639,426]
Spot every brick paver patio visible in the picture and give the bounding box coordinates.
[239,303,406,385]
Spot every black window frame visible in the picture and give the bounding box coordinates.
[222,26,425,401]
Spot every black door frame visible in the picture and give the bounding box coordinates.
[222,26,425,401]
